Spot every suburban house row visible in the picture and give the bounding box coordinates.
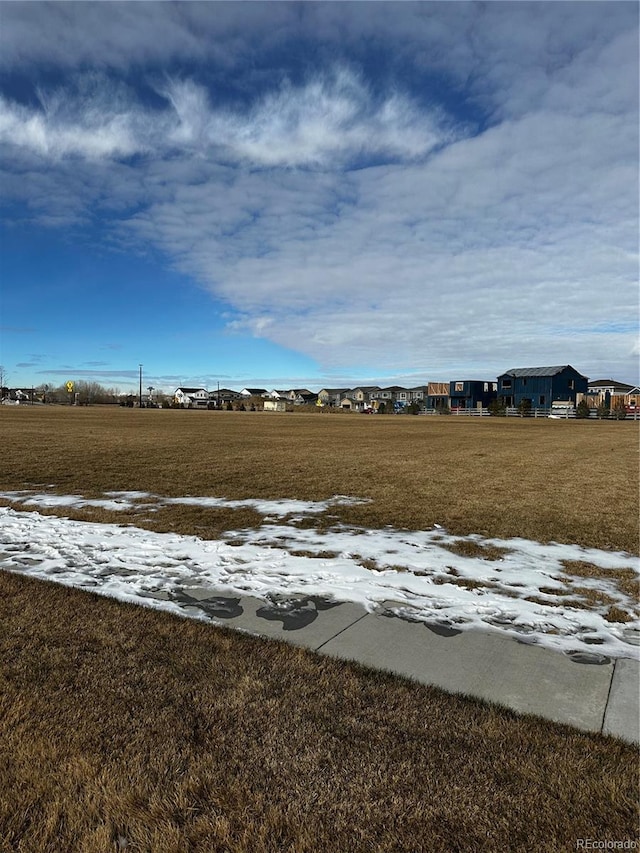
[173,366,640,413]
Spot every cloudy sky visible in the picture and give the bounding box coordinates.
[1,1,638,393]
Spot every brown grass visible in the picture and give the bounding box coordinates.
[561,560,640,601]
[605,606,635,624]
[440,539,513,561]
[1,407,639,851]
[433,575,494,591]
[0,571,637,853]
[0,407,638,553]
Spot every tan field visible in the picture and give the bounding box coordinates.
[0,406,638,852]
[1,405,638,552]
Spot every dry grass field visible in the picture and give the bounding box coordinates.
[0,406,638,852]
[1,406,638,552]
[0,572,638,853]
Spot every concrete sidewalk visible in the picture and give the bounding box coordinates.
[144,585,640,744]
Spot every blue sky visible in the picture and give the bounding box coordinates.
[1,1,638,394]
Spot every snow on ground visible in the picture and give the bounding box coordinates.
[0,490,368,517]
[0,491,638,659]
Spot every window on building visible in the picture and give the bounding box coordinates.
[569,380,575,390]
[455,382,464,392]
[540,395,546,405]
[503,379,512,389]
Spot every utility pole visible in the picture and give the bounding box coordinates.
[139,364,143,408]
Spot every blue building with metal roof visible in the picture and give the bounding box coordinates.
[449,380,498,410]
[496,366,588,408]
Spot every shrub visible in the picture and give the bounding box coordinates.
[596,401,610,419]
[517,398,532,417]
[488,400,506,417]
[611,400,627,420]
[575,399,591,419]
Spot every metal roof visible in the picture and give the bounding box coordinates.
[588,379,635,391]
[501,366,575,378]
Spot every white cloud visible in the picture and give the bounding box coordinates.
[0,68,452,167]
[0,83,146,160]
[8,96,632,378]
[1,3,637,382]
[114,90,637,377]
[0,2,208,70]
[209,69,451,167]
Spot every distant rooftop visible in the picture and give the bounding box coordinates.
[588,379,635,391]
[501,366,585,378]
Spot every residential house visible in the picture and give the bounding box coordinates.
[449,380,498,410]
[284,389,312,402]
[340,393,368,411]
[350,387,380,410]
[240,388,269,398]
[497,366,588,408]
[408,385,429,402]
[393,387,411,407]
[293,391,318,405]
[391,386,429,408]
[585,379,635,409]
[369,386,406,410]
[337,386,380,412]
[587,379,635,395]
[583,380,640,412]
[426,382,450,411]
[317,388,349,407]
[174,387,209,408]
[208,388,240,406]
[370,386,404,402]
[270,388,318,405]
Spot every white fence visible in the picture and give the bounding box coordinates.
[452,407,491,416]
[449,407,551,417]
[426,407,639,420]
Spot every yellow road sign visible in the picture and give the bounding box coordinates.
[66,381,74,393]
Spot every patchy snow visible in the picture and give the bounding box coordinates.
[0,490,369,517]
[162,494,369,517]
[0,489,157,512]
[0,494,638,659]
